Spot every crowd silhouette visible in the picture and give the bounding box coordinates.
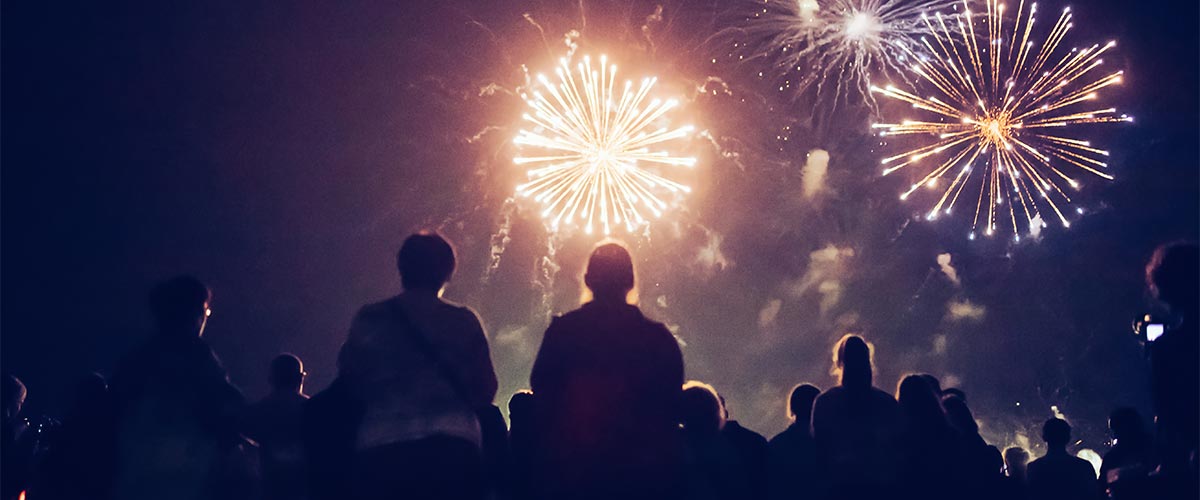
[1,233,1197,500]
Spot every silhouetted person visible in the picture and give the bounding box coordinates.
[477,404,509,499]
[302,377,362,500]
[767,383,820,500]
[2,375,30,500]
[679,381,749,500]
[984,445,1011,500]
[895,374,959,500]
[337,232,498,500]
[33,373,115,500]
[1144,242,1199,490]
[942,387,967,403]
[1003,447,1031,500]
[943,395,995,489]
[719,395,768,500]
[811,334,901,499]
[109,276,247,500]
[103,279,252,496]
[1027,418,1098,500]
[244,354,309,500]
[530,242,684,500]
[1099,407,1154,500]
[506,391,537,500]
[920,374,944,398]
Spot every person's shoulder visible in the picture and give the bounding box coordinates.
[811,388,843,413]
[868,387,899,404]
[769,426,801,447]
[543,306,595,334]
[438,299,482,321]
[1071,456,1096,470]
[728,421,768,443]
[816,385,847,400]
[642,315,672,334]
[553,306,589,323]
[356,297,399,319]
[1027,456,1049,470]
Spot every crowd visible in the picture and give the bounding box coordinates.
[1,233,1196,500]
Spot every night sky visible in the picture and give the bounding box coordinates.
[4,0,1197,452]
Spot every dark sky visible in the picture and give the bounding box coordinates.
[4,0,1197,448]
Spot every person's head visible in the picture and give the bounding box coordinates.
[941,387,966,403]
[831,334,874,389]
[398,231,457,293]
[508,390,535,425]
[919,374,943,397]
[1108,407,1146,442]
[2,375,26,421]
[680,381,724,437]
[942,396,979,436]
[1146,242,1199,318]
[787,383,821,424]
[1003,447,1030,478]
[897,374,945,425]
[1042,417,1071,449]
[583,242,636,304]
[268,353,306,394]
[149,275,211,337]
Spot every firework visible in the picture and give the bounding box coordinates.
[727,0,960,109]
[871,0,1130,240]
[513,55,697,236]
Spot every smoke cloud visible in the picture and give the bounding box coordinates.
[937,253,960,286]
[946,299,986,321]
[693,226,732,275]
[787,244,855,317]
[801,149,830,200]
[1029,214,1045,240]
[758,298,783,329]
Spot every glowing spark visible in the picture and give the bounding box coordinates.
[845,11,881,39]
[513,55,696,236]
[724,0,961,109]
[871,0,1129,238]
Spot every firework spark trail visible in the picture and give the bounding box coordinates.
[513,54,697,236]
[721,0,961,110]
[871,0,1130,240]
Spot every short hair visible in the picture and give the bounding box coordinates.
[897,374,944,424]
[149,275,211,330]
[787,384,820,421]
[584,242,635,298]
[1146,242,1199,312]
[943,396,979,434]
[680,381,724,435]
[1042,418,1071,447]
[398,232,456,291]
[1003,447,1029,469]
[268,353,305,389]
[1108,407,1145,439]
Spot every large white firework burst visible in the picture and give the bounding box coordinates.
[513,54,697,236]
[724,0,961,110]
